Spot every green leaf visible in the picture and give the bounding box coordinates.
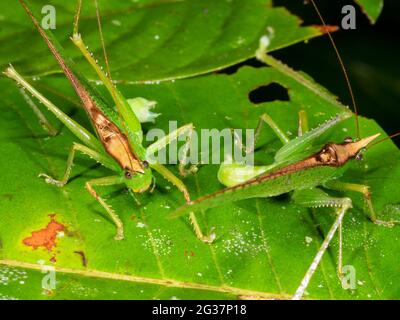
[0,0,398,301]
[355,0,384,24]
[0,0,322,82]
[0,62,399,299]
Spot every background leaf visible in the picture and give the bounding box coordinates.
[0,0,322,82]
[355,0,384,23]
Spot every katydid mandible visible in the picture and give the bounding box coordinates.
[3,0,214,243]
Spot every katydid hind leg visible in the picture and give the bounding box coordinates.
[3,65,103,152]
[40,142,117,187]
[292,188,353,300]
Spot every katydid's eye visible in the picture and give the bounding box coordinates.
[356,153,363,161]
[344,137,353,143]
[142,161,149,168]
[125,171,132,179]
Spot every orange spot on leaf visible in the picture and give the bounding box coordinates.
[23,214,65,251]
[313,24,339,34]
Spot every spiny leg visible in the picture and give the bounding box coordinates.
[3,65,103,152]
[40,142,117,187]
[324,180,400,227]
[85,176,125,240]
[292,188,352,300]
[151,163,215,243]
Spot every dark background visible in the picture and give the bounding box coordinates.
[242,0,400,145]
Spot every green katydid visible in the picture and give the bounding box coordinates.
[171,0,400,299]
[4,0,214,243]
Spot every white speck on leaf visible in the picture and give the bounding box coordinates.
[136,222,146,228]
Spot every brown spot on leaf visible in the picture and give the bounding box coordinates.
[74,250,88,267]
[23,214,65,251]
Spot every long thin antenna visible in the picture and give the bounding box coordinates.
[369,132,400,148]
[94,0,112,82]
[309,0,360,139]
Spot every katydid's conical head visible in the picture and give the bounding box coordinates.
[342,133,380,161]
[347,134,381,154]
[315,133,380,166]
